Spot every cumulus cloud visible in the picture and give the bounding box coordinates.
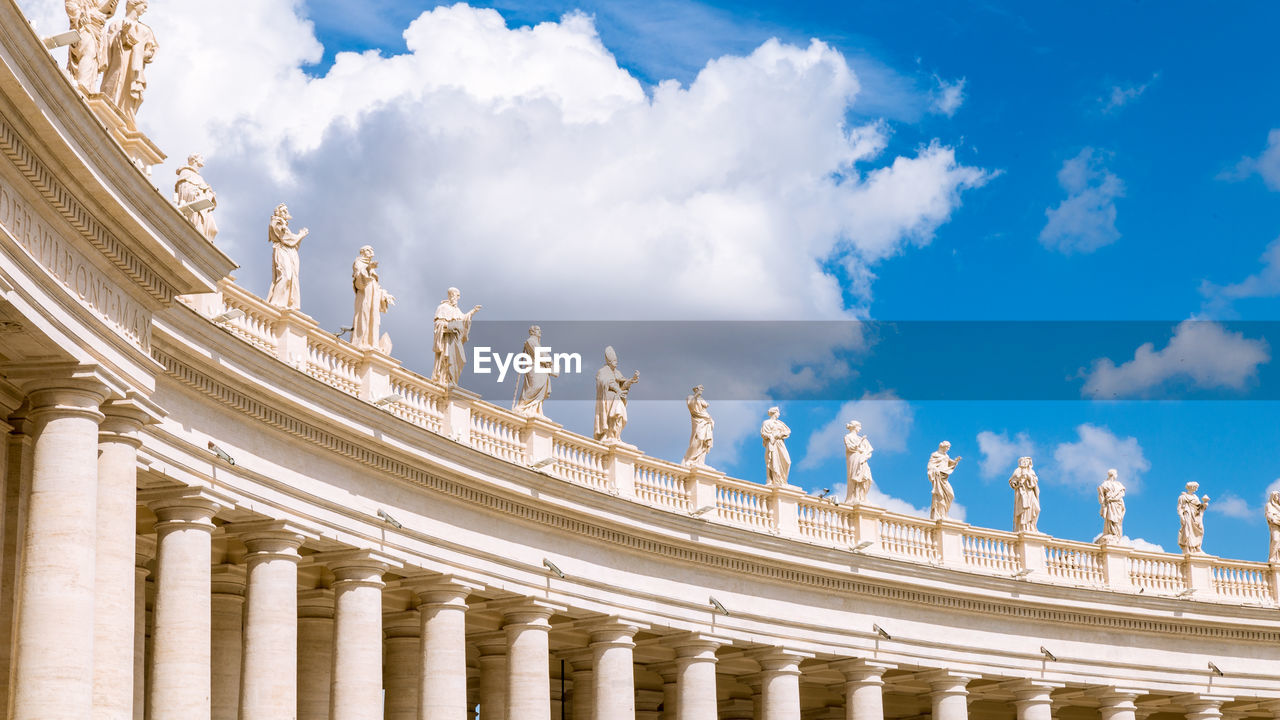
[1092,533,1165,553]
[828,480,964,521]
[16,1,987,455]
[1052,423,1149,492]
[1209,493,1255,520]
[931,76,965,117]
[976,430,1035,479]
[1080,320,1270,399]
[1039,148,1125,254]
[1201,236,1280,314]
[1099,73,1157,113]
[799,392,913,470]
[1221,129,1280,190]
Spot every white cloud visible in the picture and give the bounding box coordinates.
[1080,320,1269,398]
[1092,533,1165,553]
[1209,493,1255,520]
[15,1,987,455]
[1099,73,1157,113]
[931,76,965,117]
[1222,129,1280,191]
[1039,148,1125,254]
[828,481,965,522]
[799,392,914,470]
[1052,423,1150,492]
[1201,235,1280,314]
[975,430,1035,479]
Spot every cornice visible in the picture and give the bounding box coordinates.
[150,345,1280,645]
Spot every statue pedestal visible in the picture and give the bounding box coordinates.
[1097,538,1133,591]
[84,93,165,172]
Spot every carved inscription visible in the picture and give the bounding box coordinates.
[0,179,150,348]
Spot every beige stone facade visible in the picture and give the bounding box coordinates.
[1,1,1280,719]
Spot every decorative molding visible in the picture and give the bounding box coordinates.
[0,109,174,305]
[152,347,1280,645]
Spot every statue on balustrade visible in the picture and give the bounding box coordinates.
[681,385,714,467]
[265,203,306,310]
[512,325,557,417]
[1177,481,1210,554]
[593,346,639,442]
[64,0,120,89]
[927,441,961,521]
[843,420,873,504]
[432,288,482,385]
[1009,456,1041,533]
[1097,469,1126,542]
[761,407,792,487]
[173,153,218,241]
[1266,490,1280,563]
[351,246,395,353]
[99,0,157,129]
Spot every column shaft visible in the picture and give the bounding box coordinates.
[757,652,804,720]
[324,554,391,720]
[383,610,420,720]
[928,675,974,720]
[477,646,507,720]
[590,623,639,720]
[833,661,891,720]
[239,527,307,720]
[0,418,32,719]
[11,384,106,720]
[417,581,475,719]
[133,544,152,720]
[298,590,335,720]
[570,667,593,720]
[210,566,245,720]
[502,604,558,720]
[674,642,720,720]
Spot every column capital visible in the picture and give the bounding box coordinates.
[99,393,164,445]
[921,669,982,695]
[405,574,483,606]
[210,563,247,596]
[1089,688,1148,705]
[584,618,644,648]
[312,548,401,587]
[1174,695,1235,717]
[298,588,335,618]
[490,597,566,626]
[831,658,895,684]
[225,518,319,560]
[384,609,421,639]
[751,647,813,675]
[141,486,234,526]
[667,632,731,659]
[1005,679,1065,704]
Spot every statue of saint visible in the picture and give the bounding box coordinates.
[173,153,218,240]
[761,407,792,487]
[843,420,873,504]
[99,0,157,128]
[1266,490,1280,563]
[64,0,120,89]
[681,385,714,467]
[1097,469,1126,542]
[432,288,481,385]
[351,246,395,352]
[927,441,961,521]
[1177,482,1210,554]
[593,346,639,442]
[512,326,557,417]
[1009,456,1040,533]
[265,204,306,310]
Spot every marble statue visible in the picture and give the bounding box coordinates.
[512,326,557,417]
[265,204,306,310]
[843,420,873,504]
[64,0,120,89]
[432,288,482,386]
[351,246,395,353]
[1177,482,1210,554]
[1097,469,1126,542]
[99,0,157,128]
[927,441,961,521]
[1266,490,1280,563]
[681,385,714,467]
[761,407,792,487]
[1009,456,1040,533]
[173,153,218,240]
[593,346,639,442]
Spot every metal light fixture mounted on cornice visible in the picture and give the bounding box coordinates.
[207,441,235,465]
[709,596,729,616]
[873,623,892,640]
[543,558,565,579]
[1040,646,1057,662]
[377,508,403,529]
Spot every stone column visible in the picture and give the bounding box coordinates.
[134,537,155,720]
[94,399,155,720]
[925,671,979,720]
[415,578,479,719]
[0,411,33,719]
[145,487,229,720]
[1011,681,1062,720]
[384,610,421,720]
[565,657,593,720]
[832,660,893,720]
[1093,689,1145,720]
[588,620,640,720]
[298,589,336,720]
[319,550,396,720]
[655,667,677,720]
[209,564,246,720]
[11,378,107,720]
[499,599,563,720]
[673,638,722,720]
[1184,696,1233,720]
[236,522,311,720]
[757,649,805,720]
[475,636,508,720]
